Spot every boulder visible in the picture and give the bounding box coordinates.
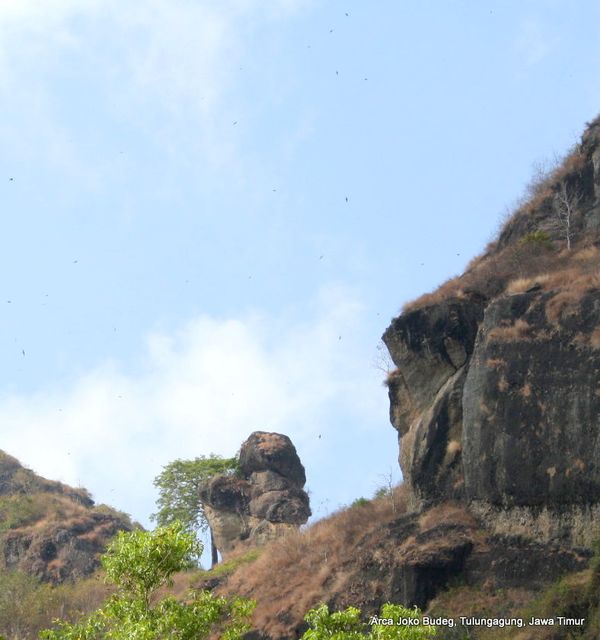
[239,432,306,487]
[200,432,311,558]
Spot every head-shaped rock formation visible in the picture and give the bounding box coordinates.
[199,431,310,559]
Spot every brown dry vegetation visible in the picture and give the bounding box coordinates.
[0,569,112,640]
[401,134,599,315]
[487,318,533,343]
[211,486,408,637]
[203,491,484,639]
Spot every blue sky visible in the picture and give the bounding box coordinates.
[1,0,599,543]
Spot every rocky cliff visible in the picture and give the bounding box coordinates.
[0,451,134,582]
[209,118,600,640]
[199,431,311,558]
[383,116,600,549]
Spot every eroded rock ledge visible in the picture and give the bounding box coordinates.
[383,117,600,548]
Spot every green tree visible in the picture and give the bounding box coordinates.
[302,603,364,639]
[152,456,238,567]
[39,522,254,640]
[370,604,437,639]
[302,603,437,640]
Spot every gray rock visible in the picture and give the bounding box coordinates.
[201,431,311,559]
[239,432,306,487]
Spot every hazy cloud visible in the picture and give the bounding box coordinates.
[514,18,558,70]
[1,285,385,524]
[0,0,313,172]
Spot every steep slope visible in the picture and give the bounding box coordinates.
[211,116,600,639]
[383,118,600,548]
[0,450,135,583]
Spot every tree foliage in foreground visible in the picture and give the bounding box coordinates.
[302,602,437,639]
[39,522,254,640]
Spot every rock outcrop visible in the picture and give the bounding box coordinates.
[383,117,600,548]
[210,118,600,640]
[199,432,310,558]
[0,451,135,582]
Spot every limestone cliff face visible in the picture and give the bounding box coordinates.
[199,432,310,558]
[383,118,600,548]
[383,297,485,509]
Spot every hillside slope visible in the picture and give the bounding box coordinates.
[0,450,135,583]
[211,116,600,639]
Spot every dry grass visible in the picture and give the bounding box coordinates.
[544,288,581,325]
[400,137,597,315]
[214,492,485,638]
[574,244,600,262]
[403,237,599,332]
[506,274,551,294]
[417,502,477,532]
[487,319,533,343]
[519,382,532,398]
[429,585,537,640]
[401,241,558,313]
[218,486,408,637]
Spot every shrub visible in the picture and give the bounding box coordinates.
[518,230,553,252]
[40,522,255,640]
[0,494,46,530]
[301,602,437,639]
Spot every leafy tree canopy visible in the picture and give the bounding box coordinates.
[152,456,238,536]
[302,603,437,640]
[39,522,254,640]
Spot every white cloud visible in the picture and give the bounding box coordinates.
[514,18,559,70]
[0,0,311,109]
[0,285,386,525]
[0,0,313,174]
